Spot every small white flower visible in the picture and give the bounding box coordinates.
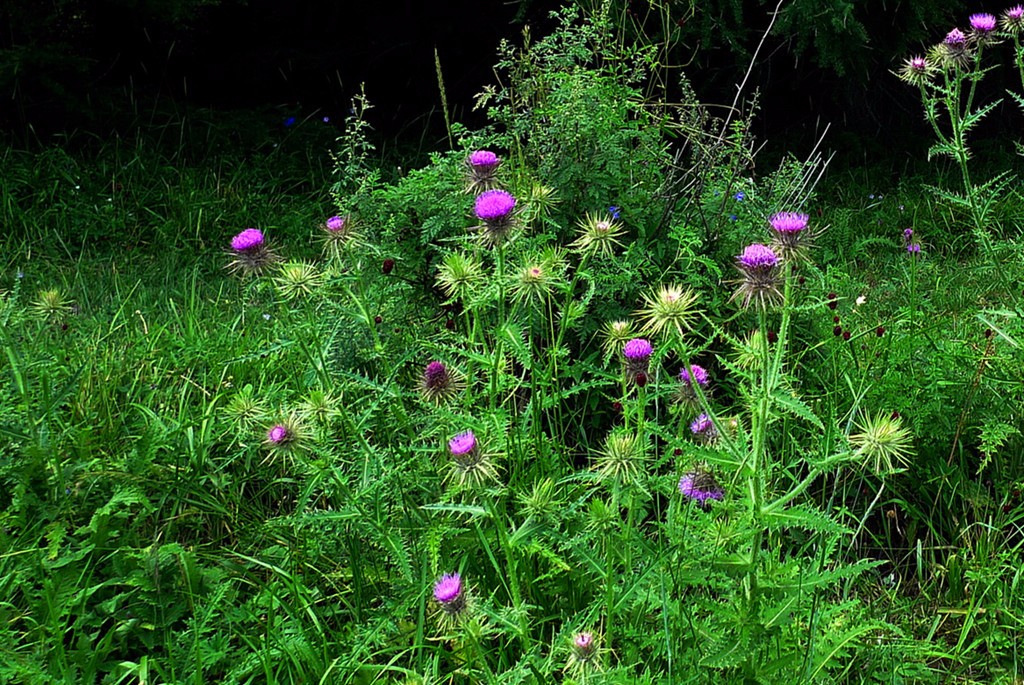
[855,295,867,306]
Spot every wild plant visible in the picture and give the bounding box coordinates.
[231,8,935,682]
[897,8,1024,300]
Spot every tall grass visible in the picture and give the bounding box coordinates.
[1,6,1023,685]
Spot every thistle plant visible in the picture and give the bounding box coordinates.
[473,189,518,247]
[319,214,359,263]
[30,288,73,323]
[466,150,502,193]
[227,227,279,276]
[274,261,322,300]
[635,283,700,340]
[897,9,1024,277]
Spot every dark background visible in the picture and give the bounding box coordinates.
[2,0,1015,166]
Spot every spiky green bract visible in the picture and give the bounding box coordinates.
[600,319,638,358]
[224,384,269,433]
[274,261,322,300]
[594,430,646,486]
[849,412,915,475]
[436,251,483,302]
[521,182,560,227]
[636,284,700,340]
[571,210,624,257]
[30,288,72,322]
[508,247,567,309]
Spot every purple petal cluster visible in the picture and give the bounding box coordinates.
[424,361,448,387]
[231,228,265,252]
[267,425,288,443]
[449,431,477,456]
[469,150,499,167]
[434,572,462,604]
[325,216,345,232]
[474,190,516,220]
[944,28,967,46]
[769,212,809,234]
[679,364,709,387]
[679,471,725,504]
[690,413,714,435]
[738,244,778,269]
[970,13,997,32]
[623,338,653,360]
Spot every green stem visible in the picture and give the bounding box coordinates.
[487,498,531,651]
[490,245,507,412]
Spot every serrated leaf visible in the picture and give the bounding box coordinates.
[962,98,1002,130]
[771,389,824,429]
[420,503,490,518]
[763,504,849,535]
[700,633,749,669]
[771,557,882,590]
[927,142,958,160]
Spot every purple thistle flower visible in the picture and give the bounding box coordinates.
[467,151,502,193]
[939,27,973,67]
[325,215,345,232]
[690,413,714,436]
[623,338,653,360]
[474,190,516,220]
[227,228,278,276]
[445,429,495,487]
[1002,6,1024,33]
[572,631,597,661]
[970,13,997,33]
[945,28,967,46]
[424,361,447,385]
[433,572,468,621]
[738,243,779,269]
[733,244,782,309]
[473,190,517,245]
[434,572,462,603]
[469,150,499,168]
[679,364,709,387]
[679,469,725,507]
[622,338,653,386]
[689,414,720,445]
[231,228,265,252]
[267,424,289,443]
[449,431,477,457]
[419,361,462,403]
[262,417,303,453]
[769,212,809,233]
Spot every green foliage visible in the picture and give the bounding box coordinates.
[2,4,1024,685]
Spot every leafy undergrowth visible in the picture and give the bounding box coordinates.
[2,7,1024,685]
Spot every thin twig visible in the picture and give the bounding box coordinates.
[718,0,787,143]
